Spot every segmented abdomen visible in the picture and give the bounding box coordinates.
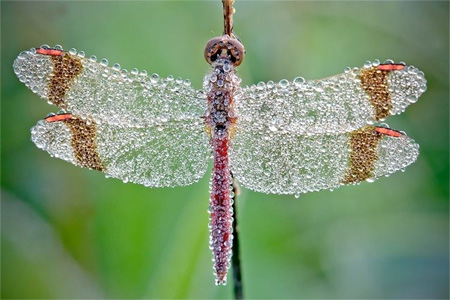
[209,130,233,285]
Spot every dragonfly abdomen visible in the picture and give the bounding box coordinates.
[209,129,233,285]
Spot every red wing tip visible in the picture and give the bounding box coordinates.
[375,127,404,137]
[377,64,405,71]
[36,48,64,56]
[45,113,74,122]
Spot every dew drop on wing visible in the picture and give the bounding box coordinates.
[130,68,138,75]
[407,95,418,103]
[112,63,121,71]
[150,72,158,83]
[293,76,305,87]
[278,79,289,88]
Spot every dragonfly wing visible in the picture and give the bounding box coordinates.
[14,47,205,127]
[235,61,426,135]
[31,115,210,187]
[230,126,419,195]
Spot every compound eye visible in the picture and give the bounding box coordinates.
[227,38,245,66]
[204,37,222,65]
[204,36,245,66]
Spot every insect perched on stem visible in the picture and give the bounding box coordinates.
[13,0,426,286]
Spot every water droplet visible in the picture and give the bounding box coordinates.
[112,63,121,71]
[131,68,139,75]
[257,81,265,90]
[100,58,109,66]
[293,77,305,87]
[278,79,289,88]
[407,95,418,103]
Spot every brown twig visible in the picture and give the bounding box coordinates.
[222,0,235,37]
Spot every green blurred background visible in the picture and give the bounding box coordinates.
[1,1,448,299]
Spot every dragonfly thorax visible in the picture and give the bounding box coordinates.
[204,35,245,66]
[204,58,240,132]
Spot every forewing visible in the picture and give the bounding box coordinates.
[230,126,419,195]
[31,115,210,187]
[13,47,205,127]
[235,61,426,135]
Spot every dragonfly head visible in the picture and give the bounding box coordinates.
[204,35,245,67]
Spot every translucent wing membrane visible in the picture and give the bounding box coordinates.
[31,115,210,187]
[230,126,419,195]
[235,61,426,135]
[13,47,205,127]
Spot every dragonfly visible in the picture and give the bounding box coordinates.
[13,0,426,286]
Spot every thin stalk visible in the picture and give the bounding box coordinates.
[222,0,235,37]
[231,175,243,299]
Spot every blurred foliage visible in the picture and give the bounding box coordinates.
[1,1,448,299]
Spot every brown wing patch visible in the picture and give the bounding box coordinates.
[48,53,83,108]
[62,118,105,172]
[342,126,382,184]
[359,67,392,121]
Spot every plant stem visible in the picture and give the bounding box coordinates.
[231,176,243,299]
[222,0,235,36]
